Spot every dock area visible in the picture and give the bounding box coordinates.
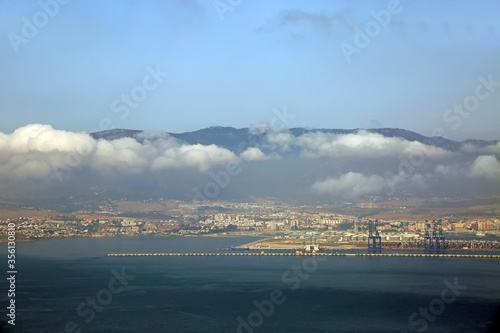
[108,252,500,258]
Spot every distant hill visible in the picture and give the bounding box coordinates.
[90,126,498,153]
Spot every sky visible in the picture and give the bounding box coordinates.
[1,0,499,140]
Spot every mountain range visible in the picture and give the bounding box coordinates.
[1,124,499,205]
[90,126,498,153]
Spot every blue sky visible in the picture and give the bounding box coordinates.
[1,0,499,140]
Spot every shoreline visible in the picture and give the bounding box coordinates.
[1,234,499,253]
[0,233,264,243]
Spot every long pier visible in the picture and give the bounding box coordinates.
[108,252,500,258]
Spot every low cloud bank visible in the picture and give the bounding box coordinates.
[311,172,387,198]
[0,124,498,200]
[0,124,238,181]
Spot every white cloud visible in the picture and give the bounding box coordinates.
[91,138,150,174]
[257,129,452,160]
[1,124,495,200]
[0,124,239,181]
[434,164,464,178]
[249,123,271,135]
[311,172,387,198]
[0,124,96,180]
[266,131,295,151]
[470,155,500,180]
[297,130,451,159]
[240,147,270,161]
[462,142,500,154]
[0,123,95,154]
[135,130,170,141]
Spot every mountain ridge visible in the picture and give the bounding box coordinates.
[90,127,498,153]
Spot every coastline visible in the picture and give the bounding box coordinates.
[2,233,499,252]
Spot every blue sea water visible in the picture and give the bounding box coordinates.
[2,236,500,333]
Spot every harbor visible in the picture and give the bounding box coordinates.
[108,252,500,258]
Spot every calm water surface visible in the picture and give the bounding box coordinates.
[2,236,500,332]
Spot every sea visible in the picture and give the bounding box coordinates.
[2,236,500,333]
